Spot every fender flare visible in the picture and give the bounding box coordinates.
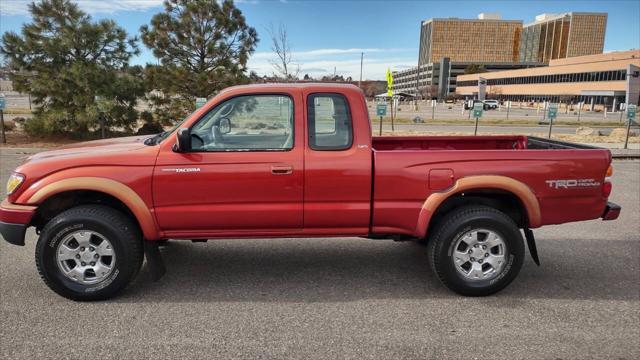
[21,177,160,240]
[415,175,541,238]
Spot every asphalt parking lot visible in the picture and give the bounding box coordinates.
[1,148,639,359]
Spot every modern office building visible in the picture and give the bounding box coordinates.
[519,12,607,63]
[396,14,543,100]
[395,12,610,101]
[392,59,543,100]
[455,50,640,109]
[418,15,522,65]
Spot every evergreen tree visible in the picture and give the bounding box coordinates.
[141,0,258,124]
[1,0,143,136]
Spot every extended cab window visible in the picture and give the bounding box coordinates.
[307,93,353,150]
[190,94,293,151]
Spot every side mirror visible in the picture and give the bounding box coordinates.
[218,117,231,134]
[175,128,191,152]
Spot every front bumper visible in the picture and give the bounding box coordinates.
[0,200,36,246]
[601,201,621,221]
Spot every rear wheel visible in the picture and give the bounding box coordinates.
[35,205,143,301]
[427,205,524,296]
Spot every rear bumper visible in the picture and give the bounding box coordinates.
[0,199,36,246]
[601,201,621,221]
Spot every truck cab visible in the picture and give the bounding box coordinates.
[153,84,373,237]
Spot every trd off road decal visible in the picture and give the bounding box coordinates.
[545,179,600,189]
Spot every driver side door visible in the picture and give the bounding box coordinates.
[153,92,304,237]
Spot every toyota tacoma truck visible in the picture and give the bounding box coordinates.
[0,83,621,300]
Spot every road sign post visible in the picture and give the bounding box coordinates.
[547,103,558,138]
[0,94,5,144]
[625,104,637,149]
[472,102,483,136]
[386,68,394,133]
[431,99,436,121]
[376,103,387,136]
[577,101,582,122]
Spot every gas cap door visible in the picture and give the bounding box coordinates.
[429,169,455,190]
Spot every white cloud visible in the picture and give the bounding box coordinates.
[248,48,416,80]
[0,0,164,15]
[251,48,412,60]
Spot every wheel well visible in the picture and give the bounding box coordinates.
[31,190,141,234]
[426,190,527,239]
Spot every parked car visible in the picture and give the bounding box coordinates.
[0,83,620,300]
[463,99,486,110]
[482,100,499,109]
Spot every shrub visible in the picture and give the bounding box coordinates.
[24,115,52,136]
[2,120,16,131]
[136,111,164,135]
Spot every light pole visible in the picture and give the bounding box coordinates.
[415,21,423,109]
[359,52,363,89]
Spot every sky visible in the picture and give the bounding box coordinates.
[1,0,639,80]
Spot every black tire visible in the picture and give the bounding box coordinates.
[427,205,524,296]
[35,205,143,301]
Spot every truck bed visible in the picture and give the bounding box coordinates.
[371,135,611,236]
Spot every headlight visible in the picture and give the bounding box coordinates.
[6,173,25,195]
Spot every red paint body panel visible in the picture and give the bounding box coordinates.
[153,88,304,233]
[1,84,619,243]
[371,143,611,236]
[0,200,35,224]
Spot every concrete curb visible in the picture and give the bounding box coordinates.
[611,151,640,159]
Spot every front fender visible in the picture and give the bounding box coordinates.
[16,176,160,240]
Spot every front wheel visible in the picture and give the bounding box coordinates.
[427,205,525,296]
[35,205,143,301]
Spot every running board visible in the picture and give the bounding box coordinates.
[143,240,166,281]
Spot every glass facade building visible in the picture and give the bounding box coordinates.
[418,18,522,66]
[519,12,607,63]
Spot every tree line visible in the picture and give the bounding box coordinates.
[0,0,260,137]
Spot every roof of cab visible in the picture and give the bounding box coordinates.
[219,82,362,95]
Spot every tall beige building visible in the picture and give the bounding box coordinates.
[519,12,607,63]
[418,15,522,66]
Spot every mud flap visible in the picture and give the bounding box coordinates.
[143,240,166,281]
[523,228,540,266]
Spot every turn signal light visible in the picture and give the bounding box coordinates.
[6,173,25,195]
[606,165,613,178]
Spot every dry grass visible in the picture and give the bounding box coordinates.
[0,132,76,148]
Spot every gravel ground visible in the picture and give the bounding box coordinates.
[1,148,638,359]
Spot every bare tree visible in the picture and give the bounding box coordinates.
[421,85,438,100]
[267,23,300,81]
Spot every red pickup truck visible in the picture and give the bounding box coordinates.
[1,83,620,300]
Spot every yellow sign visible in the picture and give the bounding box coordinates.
[386,68,393,97]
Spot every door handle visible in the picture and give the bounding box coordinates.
[271,165,293,175]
